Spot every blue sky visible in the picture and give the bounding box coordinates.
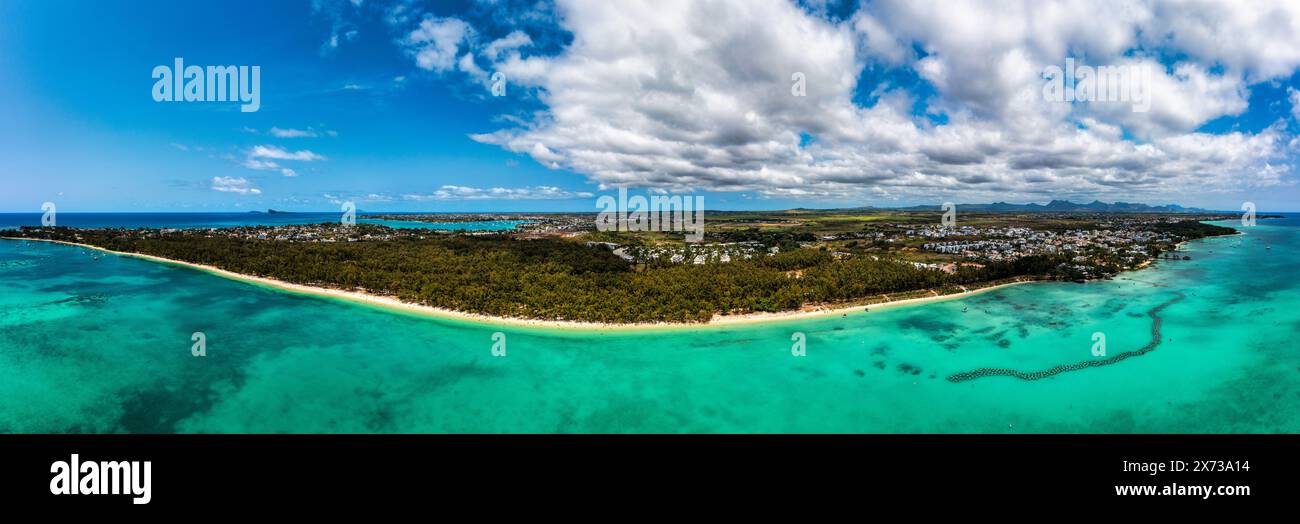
[3,0,1299,212]
[1,0,596,212]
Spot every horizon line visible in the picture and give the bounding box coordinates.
[1,207,1295,214]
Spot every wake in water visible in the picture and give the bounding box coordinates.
[947,291,1186,382]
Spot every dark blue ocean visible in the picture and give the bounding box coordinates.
[0,212,529,231]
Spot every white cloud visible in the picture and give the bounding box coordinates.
[401,185,594,201]
[1290,87,1300,122]
[312,0,363,54]
[1150,0,1300,82]
[241,145,326,177]
[383,0,420,28]
[458,52,487,81]
[404,16,473,72]
[211,176,262,195]
[447,0,1297,202]
[270,127,320,138]
[483,30,533,60]
[241,158,280,171]
[249,145,326,162]
[1082,58,1250,139]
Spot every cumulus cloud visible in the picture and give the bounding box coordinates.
[1081,59,1251,139]
[483,30,533,60]
[854,1,1260,136]
[403,16,473,72]
[211,176,262,195]
[342,0,1297,203]
[434,0,1297,203]
[1150,0,1300,82]
[401,185,594,201]
[241,145,326,177]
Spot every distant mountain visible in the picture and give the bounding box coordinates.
[883,200,1214,213]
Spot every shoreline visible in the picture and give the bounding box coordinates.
[3,237,1086,331]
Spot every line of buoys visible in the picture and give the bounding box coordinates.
[947,291,1186,383]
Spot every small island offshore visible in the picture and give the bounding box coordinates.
[2,204,1249,326]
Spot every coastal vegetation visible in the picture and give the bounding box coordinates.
[5,216,1237,324]
[10,227,1073,323]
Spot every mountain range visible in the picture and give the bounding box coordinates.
[883,200,1215,213]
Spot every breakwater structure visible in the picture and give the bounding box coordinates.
[947,291,1186,382]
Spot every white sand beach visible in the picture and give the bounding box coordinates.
[5,237,1041,331]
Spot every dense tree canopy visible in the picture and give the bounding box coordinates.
[8,223,1231,323]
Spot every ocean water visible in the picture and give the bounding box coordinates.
[0,217,1296,433]
[0,213,526,231]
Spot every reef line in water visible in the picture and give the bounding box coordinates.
[946,291,1186,382]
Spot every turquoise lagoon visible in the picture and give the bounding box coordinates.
[0,218,1296,433]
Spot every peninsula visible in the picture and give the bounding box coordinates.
[3,207,1241,325]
